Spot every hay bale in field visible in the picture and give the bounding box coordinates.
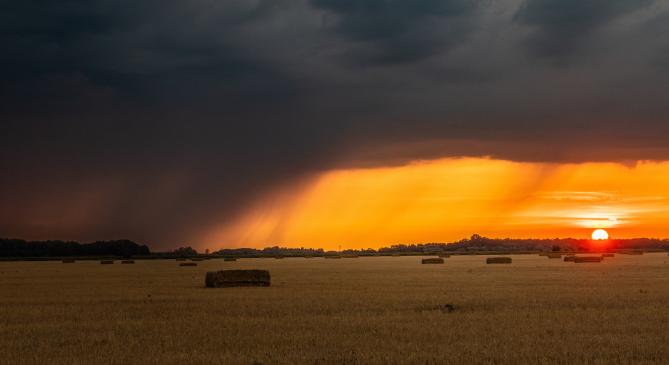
[121,260,135,264]
[421,258,444,264]
[224,257,237,262]
[438,253,451,258]
[179,262,197,267]
[602,253,615,258]
[100,260,114,264]
[546,253,562,259]
[564,255,576,262]
[61,259,75,263]
[486,257,512,264]
[574,256,603,263]
[205,270,271,288]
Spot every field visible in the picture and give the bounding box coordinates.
[1,254,669,364]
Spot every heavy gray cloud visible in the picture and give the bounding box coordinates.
[2,0,669,248]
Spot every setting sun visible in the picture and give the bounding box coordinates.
[591,229,609,240]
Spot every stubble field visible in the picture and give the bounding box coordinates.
[1,254,669,364]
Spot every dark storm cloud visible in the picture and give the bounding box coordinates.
[514,0,654,59]
[2,0,669,248]
[310,0,478,65]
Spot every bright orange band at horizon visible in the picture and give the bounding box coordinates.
[205,158,669,251]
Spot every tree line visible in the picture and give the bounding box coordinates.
[0,239,150,257]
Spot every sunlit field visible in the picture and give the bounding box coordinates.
[2,254,669,364]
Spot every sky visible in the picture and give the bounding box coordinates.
[2,0,669,251]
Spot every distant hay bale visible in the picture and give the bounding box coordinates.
[421,258,444,264]
[564,256,576,262]
[538,252,548,256]
[324,255,342,259]
[486,257,512,264]
[121,260,135,264]
[205,270,271,288]
[602,253,615,258]
[179,262,197,267]
[61,259,75,263]
[546,253,562,259]
[574,256,603,263]
[224,257,237,262]
[438,253,451,258]
[100,260,114,264]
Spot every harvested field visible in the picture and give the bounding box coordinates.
[1,254,669,364]
[486,257,512,264]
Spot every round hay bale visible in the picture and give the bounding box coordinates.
[121,260,135,264]
[61,259,76,264]
[179,262,197,267]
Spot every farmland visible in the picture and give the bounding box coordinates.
[1,254,669,364]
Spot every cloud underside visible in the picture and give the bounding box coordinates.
[2,0,669,247]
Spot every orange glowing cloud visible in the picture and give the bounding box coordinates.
[205,158,669,250]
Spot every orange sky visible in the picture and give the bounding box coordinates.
[205,158,669,250]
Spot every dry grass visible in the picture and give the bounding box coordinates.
[1,254,669,364]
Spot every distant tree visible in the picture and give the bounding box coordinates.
[173,246,197,256]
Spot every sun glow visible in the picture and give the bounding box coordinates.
[591,229,609,240]
[206,158,669,250]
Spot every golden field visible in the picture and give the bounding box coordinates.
[1,254,669,364]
